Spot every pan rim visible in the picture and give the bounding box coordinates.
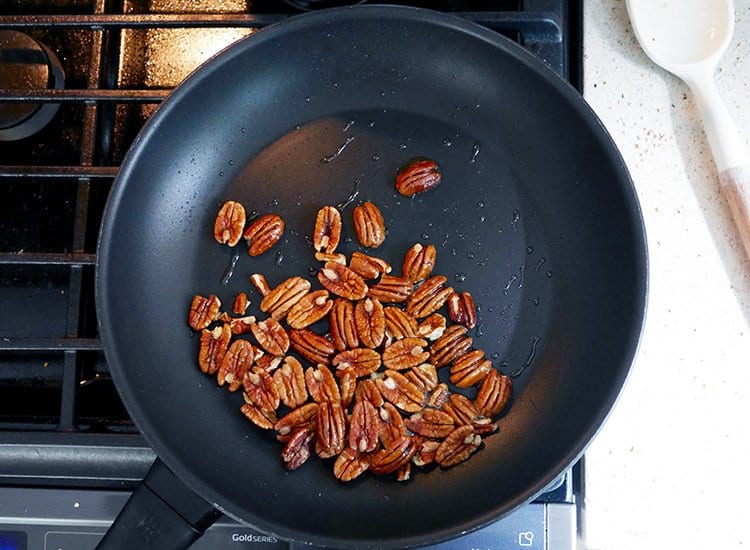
[95,4,648,548]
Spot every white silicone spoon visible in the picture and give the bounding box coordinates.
[627,0,750,259]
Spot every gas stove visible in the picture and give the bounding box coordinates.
[0,1,583,548]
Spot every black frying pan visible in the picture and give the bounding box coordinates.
[95,6,647,549]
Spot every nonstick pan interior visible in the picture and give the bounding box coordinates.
[97,6,647,548]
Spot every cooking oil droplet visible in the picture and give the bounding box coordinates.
[421,233,429,240]
[511,210,520,230]
[267,197,279,207]
[488,306,494,312]
[220,251,241,286]
[476,324,484,338]
[518,263,526,288]
[479,214,486,223]
[295,124,301,130]
[399,143,407,149]
[535,257,546,271]
[308,266,318,277]
[503,274,518,295]
[454,273,466,282]
[477,201,485,208]
[321,136,356,164]
[228,160,234,166]
[450,247,457,256]
[336,179,360,211]
[442,137,452,147]
[368,121,376,127]
[344,236,353,244]
[342,119,355,132]
[466,252,475,259]
[546,270,553,278]
[490,352,500,360]
[275,251,284,266]
[470,141,481,163]
[241,127,246,133]
[526,246,534,254]
[510,337,541,378]
[304,96,311,103]
[532,296,540,306]
[219,171,224,177]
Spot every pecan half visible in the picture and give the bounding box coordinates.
[349,252,392,280]
[275,402,319,438]
[243,213,285,256]
[426,383,450,409]
[198,324,231,374]
[240,402,278,430]
[354,298,385,348]
[369,435,416,475]
[313,206,342,254]
[395,158,442,197]
[218,339,254,391]
[417,313,447,341]
[356,379,384,407]
[382,337,429,370]
[281,427,315,470]
[329,299,359,352]
[289,328,335,365]
[471,415,499,435]
[436,426,481,468]
[441,393,480,426]
[332,348,381,378]
[450,349,491,388]
[384,307,418,340]
[349,400,379,453]
[339,371,356,409]
[475,369,513,417]
[243,369,280,412]
[406,408,455,439]
[403,363,438,392]
[447,291,477,329]
[430,325,472,367]
[334,447,370,482]
[286,290,333,329]
[317,262,368,301]
[368,275,412,303]
[250,318,290,356]
[214,200,246,246]
[375,370,425,413]
[314,252,346,265]
[315,401,347,459]
[406,276,453,319]
[260,277,311,320]
[273,356,308,409]
[232,292,249,315]
[188,294,221,330]
[255,353,283,373]
[353,201,386,248]
[402,243,437,283]
[250,273,270,296]
[378,402,407,446]
[305,364,341,403]
[221,314,256,335]
[412,438,440,467]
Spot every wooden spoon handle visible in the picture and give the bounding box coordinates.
[720,165,750,260]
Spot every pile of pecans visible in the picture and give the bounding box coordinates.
[188,159,512,481]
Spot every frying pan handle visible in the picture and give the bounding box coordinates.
[96,458,221,550]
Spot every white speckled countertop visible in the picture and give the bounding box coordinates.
[583,1,750,548]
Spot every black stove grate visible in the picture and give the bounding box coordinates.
[0,0,581,486]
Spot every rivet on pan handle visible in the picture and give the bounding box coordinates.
[96,459,221,550]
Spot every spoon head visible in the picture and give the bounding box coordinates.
[626,0,734,73]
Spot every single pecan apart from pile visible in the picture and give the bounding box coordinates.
[395,158,442,197]
[214,200,246,247]
[353,201,386,248]
[313,206,342,254]
[243,213,285,256]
